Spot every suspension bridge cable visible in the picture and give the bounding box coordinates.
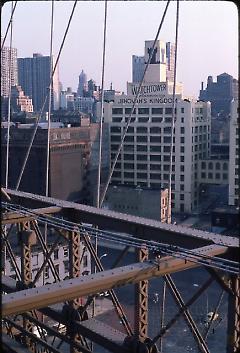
[45,0,54,199]
[166,0,180,224]
[15,0,78,191]
[96,0,108,209]
[1,1,17,50]
[99,0,171,207]
[5,1,14,189]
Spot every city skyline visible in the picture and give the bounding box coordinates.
[1,1,238,98]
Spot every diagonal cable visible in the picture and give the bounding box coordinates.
[15,0,78,191]
[166,0,180,224]
[1,1,17,50]
[99,0,171,207]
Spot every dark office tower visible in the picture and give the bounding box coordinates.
[1,44,18,97]
[77,70,88,97]
[199,73,238,117]
[18,53,60,113]
[166,42,175,82]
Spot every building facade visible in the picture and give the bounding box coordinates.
[228,99,239,206]
[11,85,33,113]
[105,185,169,222]
[1,44,18,97]
[18,53,60,112]
[103,80,211,214]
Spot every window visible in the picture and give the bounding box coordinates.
[150,136,161,143]
[112,108,123,114]
[138,117,149,123]
[137,126,148,133]
[63,247,68,258]
[150,174,161,181]
[164,127,172,134]
[180,175,184,181]
[180,137,185,144]
[112,117,122,123]
[152,117,162,123]
[180,156,184,162]
[111,135,121,142]
[112,171,121,178]
[180,194,185,201]
[83,255,88,267]
[164,136,171,143]
[137,145,147,151]
[208,162,213,170]
[180,165,184,172]
[150,164,161,170]
[180,184,184,191]
[126,127,134,133]
[124,163,134,169]
[181,127,185,134]
[125,108,136,115]
[111,126,121,133]
[201,172,206,178]
[137,164,147,170]
[137,173,147,179]
[150,146,161,152]
[137,136,147,142]
[150,127,161,134]
[150,155,161,161]
[64,261,69,273]
[152,108,163,114]
[138,108,149,114]
[137,154,147,160]
[125,136,134,142]
[208,172,213,179]
[223,162,228,170]
[165,107,173,114]
[124,154,134,160]
[215,173,220,179]
[180,146,185,153]
[124,172,134,178]
[164,155,170,162]
[163,165,170,171]
[53,249,59,260]
[181,108,184,113]
[223,173,228,180]
[181,117,184,123]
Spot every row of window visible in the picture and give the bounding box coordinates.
[112,107,180,115]
[200,172,228,180]
[112,172,185,181]
[201,161,228,170]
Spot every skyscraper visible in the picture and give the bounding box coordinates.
[18,53,60,113]
[132,55,145,83]
[77,70,88,97]
[1,44,18,97]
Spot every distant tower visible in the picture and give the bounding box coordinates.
[132,55,145,83]
[1,43,18,97]
[166,42,175,82]
[77,70,87,97]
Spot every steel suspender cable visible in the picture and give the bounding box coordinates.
[96,0,108,209]
[46,0,54,199]
[15,0,78,191]
[1,1,17,50]
[99,0,171,207]
[167,0,180,224]
[5,1,14,189]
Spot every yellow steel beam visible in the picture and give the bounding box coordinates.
[1,206,62,225]
[2,244,227,317]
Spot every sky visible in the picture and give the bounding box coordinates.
[1,1,238,98]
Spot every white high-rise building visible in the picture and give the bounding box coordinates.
[228,99,239,207]
[1,44,18,97]
[103,41,211,214]
[144,40,166,82]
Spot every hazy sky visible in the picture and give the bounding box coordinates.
[1,1,238,98]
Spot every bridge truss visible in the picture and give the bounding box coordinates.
[1,189,240,353]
